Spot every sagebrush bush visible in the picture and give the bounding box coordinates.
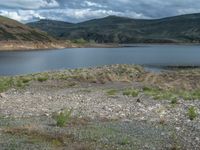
[188,106,197,120]
[54,109,73,127]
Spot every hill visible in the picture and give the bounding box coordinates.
[0,16,54,42]
[27,19,74,39]
[0,16,73,50]
[27,13,200,43]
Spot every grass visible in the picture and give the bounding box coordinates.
[21,77,32,84]
[37,76,49,82]
[187,106,198,120]
[72,38,88,44]
[3,127,67,147]
[0,65,143,92]
[118,136,130,145]
[66,82,77,87]
[171,97,178,105]
[106,89,118,96]
[143,86,175,100]
[53,109,73,127]
[123,88,139,97]
[0,77,32,92]
[142,86,200,101]
[0,78,13,92]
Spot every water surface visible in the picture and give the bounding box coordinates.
[0,44,200,75]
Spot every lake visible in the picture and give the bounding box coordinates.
[0,44,200,76]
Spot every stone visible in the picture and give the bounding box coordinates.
[0,93,7,98]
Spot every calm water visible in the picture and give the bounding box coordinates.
[0,44,200,75]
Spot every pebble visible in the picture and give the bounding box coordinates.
[0,93,7,98]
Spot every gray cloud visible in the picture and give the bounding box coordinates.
[0,0,200,23]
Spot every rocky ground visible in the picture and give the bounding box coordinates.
[0,65,199,149]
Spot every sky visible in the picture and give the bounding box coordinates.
[0,0,200,23]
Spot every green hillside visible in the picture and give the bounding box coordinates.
[27,13,200,43]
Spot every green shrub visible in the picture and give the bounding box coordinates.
[72,38,87,44]
[54,109,73,127]
[0,78,13,92]
[123,89,139,97]
[171,97,178,104]
[21,77,32,83]
[123,90,132,96]
[131,90,139,97]
[107,89,118,96]
[37,76,48,82]
[188,106,197,120]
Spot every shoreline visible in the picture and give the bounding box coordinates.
[0,41,199,51]
[0,41,120,51]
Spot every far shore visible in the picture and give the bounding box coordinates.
[0,40,200,51]
[0,41,120,51]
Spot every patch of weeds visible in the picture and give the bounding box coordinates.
[0,77,30,91]
[122,90,132,96]
[3,127,68,147]
[72,38,88,44]
[191,90,200,100]
[118,136,130,145]
[0,78,13,92]
[123,88,139,97]
[53,109,73,127]
[159,117,166,125]
[171,97,178,105]
[187,106,197,120]
[16,80,25,88]
[66,82,77,87]
[179,91,193,100]
[59,74,69,80]
[143,86,178,101]
[171,132,181,150]
[51,139,63,147]
[21,77,32,84]
[37,76,49,82]
[80,89,92,93]
[106,89,118,96]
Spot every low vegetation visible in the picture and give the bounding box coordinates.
[37,76,49,82]
[143,86,200,101]
[1,65,200,102]
[106,89,118,96]
[53,109,73,127]
[72,38,88,44]
[187,106,198,120]
[0,77,32,92]
[123,88,139,97]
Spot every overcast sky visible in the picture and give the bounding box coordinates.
[0,0,200,23]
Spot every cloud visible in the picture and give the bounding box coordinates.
[0,10,45,22]
[37,8,148,23]
[0,0,59,9]
[82,1,107,8]
[0,0,200,22]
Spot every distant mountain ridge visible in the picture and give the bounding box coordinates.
[27,13,200,43]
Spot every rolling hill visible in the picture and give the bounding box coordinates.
[27,13,200,43]
[0,16,75,50]
[0,16,54,42]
